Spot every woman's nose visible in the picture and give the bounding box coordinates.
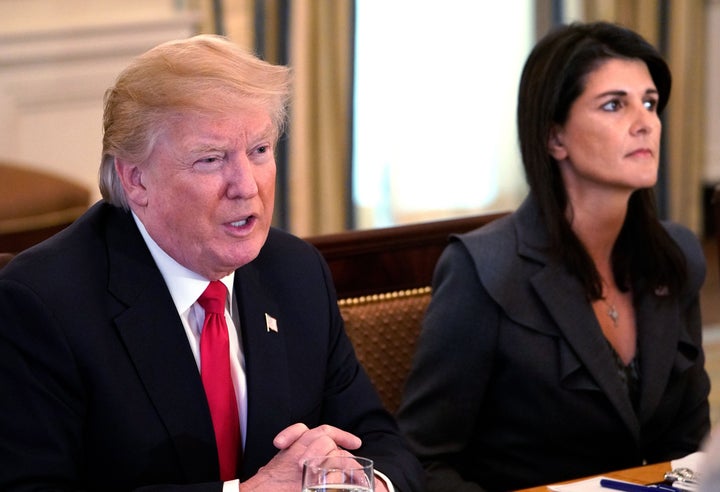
[630,104,659,135]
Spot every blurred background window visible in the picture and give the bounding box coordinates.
[351,0,534,229]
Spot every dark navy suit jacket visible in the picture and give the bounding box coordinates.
[0,202,424,491]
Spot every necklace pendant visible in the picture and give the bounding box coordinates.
[607,305,619,326]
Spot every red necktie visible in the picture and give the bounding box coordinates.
[198,281,241,481]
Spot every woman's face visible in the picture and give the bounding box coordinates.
[549,58,661,199]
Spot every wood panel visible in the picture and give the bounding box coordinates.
[305,212,507,299]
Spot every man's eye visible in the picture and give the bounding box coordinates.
[194,156,224,170]
[251,144,274,160]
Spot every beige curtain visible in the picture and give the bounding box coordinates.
[579,0,707,232]
[287,0,353,236]
[580,0,661,44]
[192,0,254,45]
[665,1,706,232]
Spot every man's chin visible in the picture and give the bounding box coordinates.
[224,247,262,270]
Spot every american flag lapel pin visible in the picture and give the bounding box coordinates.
[265,313,278,333]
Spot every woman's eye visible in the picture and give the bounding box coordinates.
[601,100,621,111]
[643,99,658,111]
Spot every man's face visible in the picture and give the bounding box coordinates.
[125,108,277,279]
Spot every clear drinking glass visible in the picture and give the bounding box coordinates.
[301,455,374,492]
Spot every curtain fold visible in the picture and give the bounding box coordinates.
[287,0,353,235]
[194,0,254,48]
[665,0,706,231]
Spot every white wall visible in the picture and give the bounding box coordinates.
[0,0,199,202]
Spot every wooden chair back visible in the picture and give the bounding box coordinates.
[305,211,507,412]
[0,162,90,254]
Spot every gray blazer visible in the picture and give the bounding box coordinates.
[397,196,710,492]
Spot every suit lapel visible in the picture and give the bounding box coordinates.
[234,262,291,478]
[531,264,640,438]
[513,201,640,438]
[635,289,680,422]
[104,209,217,480]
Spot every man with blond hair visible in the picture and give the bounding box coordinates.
[0,35,424,492]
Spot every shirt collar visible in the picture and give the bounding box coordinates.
[131,212,235,315]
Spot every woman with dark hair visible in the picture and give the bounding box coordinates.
[397,21,710,491]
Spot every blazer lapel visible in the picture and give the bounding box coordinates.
[530,264,640,439]
[635,289,681,422]
[234,262,292,478]
[513,201,640,439]
[105,209,217,480]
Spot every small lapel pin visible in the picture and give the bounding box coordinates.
[265,313,278,333]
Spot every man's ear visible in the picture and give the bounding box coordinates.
[115,158,148,207]
[548,125,568,161]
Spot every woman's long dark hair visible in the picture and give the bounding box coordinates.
[517,21,685,300]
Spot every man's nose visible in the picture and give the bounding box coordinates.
[225,155,259,198]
